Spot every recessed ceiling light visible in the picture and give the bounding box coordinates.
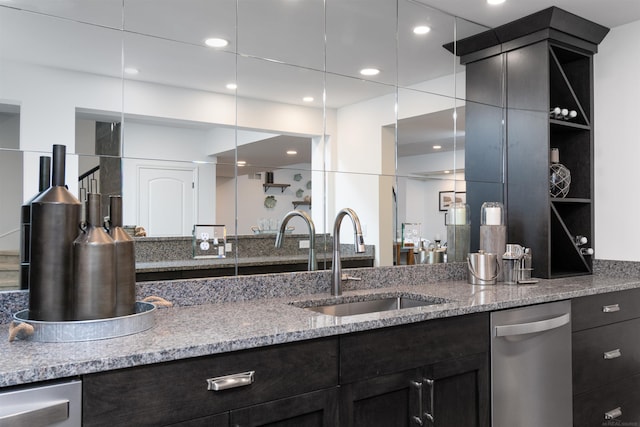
[205,38,229,48]
[124,67,139,75]
[237,160,246,166]
[487,0,505,5]
[226,83,237,90]
[413,25,431,35]
[360,68,380,76]
[444,170,451,174]
[302,96,314,103]
[433,145,442,150]
[286,150,297,156]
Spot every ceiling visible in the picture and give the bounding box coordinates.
[422,0,640,29]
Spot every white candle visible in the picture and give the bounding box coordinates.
[485,207,502,225]
[453,207,466,225]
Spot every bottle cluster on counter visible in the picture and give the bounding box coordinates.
[25,144,136,322]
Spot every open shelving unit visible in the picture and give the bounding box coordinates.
[456,7,608,279]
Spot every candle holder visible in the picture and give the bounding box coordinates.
[479,202,506,281]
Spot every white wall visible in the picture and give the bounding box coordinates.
[594,19,640,261]
[218,165,313,236]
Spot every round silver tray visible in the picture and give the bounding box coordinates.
[13,301,156,342]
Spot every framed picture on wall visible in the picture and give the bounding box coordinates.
[439,191,466,212]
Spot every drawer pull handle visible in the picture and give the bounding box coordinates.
[207,371,255,391]
[602,304,620,313]
[604,349,622,360]
[605,407,622,420]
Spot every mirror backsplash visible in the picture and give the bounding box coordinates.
[0,1,500,292]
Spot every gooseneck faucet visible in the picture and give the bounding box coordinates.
[275,210,317,271]
[332,208,366,296]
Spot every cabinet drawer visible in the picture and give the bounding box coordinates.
[340,313,489,384]
[83,337,339,427]
[573,317,640,394]
[573,373,640,427]
[572,288,640,331]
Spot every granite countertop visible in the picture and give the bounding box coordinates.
[2,272,640,388]
[136,253,374,273]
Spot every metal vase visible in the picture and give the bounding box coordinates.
[29,145,81,321]
[108,195,136,317]
[73,193,116,320]
[20,155,51,290]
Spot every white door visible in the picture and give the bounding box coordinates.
[138,166,196,236]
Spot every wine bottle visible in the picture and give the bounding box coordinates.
[575,235,588,245]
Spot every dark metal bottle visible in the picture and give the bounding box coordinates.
[73,193,116,320]
[20,156,51,290]
[108,195,136,316]
[29,145,81,321]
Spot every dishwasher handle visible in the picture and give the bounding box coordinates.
[0,400,69,427]
[495,313,570,337]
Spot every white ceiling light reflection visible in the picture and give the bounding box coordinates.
[413,25,431,35]
[205,38,229,48]
[360,68,380,76]
[226,83,237,90]
[124,67,139,75]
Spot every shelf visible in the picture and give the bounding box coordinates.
[263,183,290,193]
[551,198,591,204]
[292,201,311,208]
[549,119,591,131]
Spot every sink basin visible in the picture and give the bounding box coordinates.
[295,294,448,317]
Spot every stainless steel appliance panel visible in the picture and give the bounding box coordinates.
[491,300,572,427]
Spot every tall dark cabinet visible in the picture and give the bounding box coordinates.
[452,7,609,278]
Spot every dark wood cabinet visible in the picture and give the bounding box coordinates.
[83,338,339,427]
[230,388,338,427]
[572,289,640,426]
[458,7,608,278]
[82,313,490,426]
[339,313,490,427]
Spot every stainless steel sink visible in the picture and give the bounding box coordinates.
[295,295,448,317]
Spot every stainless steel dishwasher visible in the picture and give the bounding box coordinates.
[491,300,572,427]
[0,380,81,426]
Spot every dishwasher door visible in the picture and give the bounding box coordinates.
[491,300,572,427]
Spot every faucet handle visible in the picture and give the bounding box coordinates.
[341,274,361,282]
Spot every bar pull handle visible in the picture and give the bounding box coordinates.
[424,378,435,424]
[604,407,622,420]
[207,371,255,391]
[604,349,622,360]
[410,380,423,426]
[494,313,570,337]
[0,400,69,427]
[602,304,620,313]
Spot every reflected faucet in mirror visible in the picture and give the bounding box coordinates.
[275,210,316,271]
[332,208,366,296]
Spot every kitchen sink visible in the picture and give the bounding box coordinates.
[293,294,449,317]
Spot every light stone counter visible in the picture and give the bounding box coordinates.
[1,262,640,388]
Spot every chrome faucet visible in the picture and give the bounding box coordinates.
[332,208,366,296]
[275,210,317,271]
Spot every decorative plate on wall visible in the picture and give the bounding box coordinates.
[296,189,304,198]
[293,173,302,181]
[264,195,277,208]
[306,180,312,190]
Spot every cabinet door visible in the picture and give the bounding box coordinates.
[339,368,422,427]
[426,353,490,427]
[574,372,640,426]
[230,388,338,427]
